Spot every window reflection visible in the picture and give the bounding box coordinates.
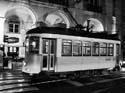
[92,42,99,56]
[62,40,72,56]
[29,36,39,54]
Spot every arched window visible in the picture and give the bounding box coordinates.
[83,18,104,32]
[44,12,70,28]
[8,15,20,33]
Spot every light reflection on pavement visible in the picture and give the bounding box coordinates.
[0,69,39,93]
[0,79,29,85]
[0,87,39,93]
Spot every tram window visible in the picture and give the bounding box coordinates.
[73,41,82,56]
[43,56,47,67]
[51,56,54,67]
[43,39,49,54]
[116,44,120,55]
[50,40,55,54]
[62,40,72,56]
[100,43,107,56]
[82,42,91,56]
[92,42,99,56]
[29,36,39,54]
[107,44,114,56]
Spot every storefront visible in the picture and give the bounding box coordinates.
[0,0,115,59]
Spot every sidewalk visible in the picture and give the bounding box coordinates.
[0,67,13,73]
[0,62,22,72]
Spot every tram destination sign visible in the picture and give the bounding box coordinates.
[7,37,19,43]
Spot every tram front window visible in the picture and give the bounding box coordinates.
[29,36,39,54]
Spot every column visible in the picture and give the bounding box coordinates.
[112,16,116,34]
[0,17,5,44]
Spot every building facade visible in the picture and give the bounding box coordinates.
[0,0,121,58]
[121,0,125,59]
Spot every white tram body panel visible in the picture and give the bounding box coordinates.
[24,54,42,74]
[54,34,118,72]
[22,27,120,75]
[55,57,115,72]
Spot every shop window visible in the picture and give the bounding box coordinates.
[7,47,19,57]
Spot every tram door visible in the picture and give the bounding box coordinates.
[42,39,56,71]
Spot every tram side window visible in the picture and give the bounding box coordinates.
[100,43,107,56]
[107,44,114,56]
[92,42,99,56]
[62,40,72,56]
[82,42,91,56]
[29,36,39,54]
[116,44,120,55]
[73,41,82,56]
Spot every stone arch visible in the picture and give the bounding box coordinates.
[3,5,37,57]
[7,15,20,33]
[44,10,70,28]
[4,5,37,30]
[83,18,104,32]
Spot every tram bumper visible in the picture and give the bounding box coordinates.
[22,61,41,75]
[22,54,42,74]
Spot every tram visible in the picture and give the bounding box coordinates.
[22,27,121,77]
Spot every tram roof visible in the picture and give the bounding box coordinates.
[26,27,119,40]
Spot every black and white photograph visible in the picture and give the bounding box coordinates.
[0,0,125,93]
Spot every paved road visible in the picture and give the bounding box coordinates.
[0,69,125,93]
[0,69,39,93]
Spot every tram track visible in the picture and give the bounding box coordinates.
[93,83,125,93]
[0,75,69,93]
[76,73,125,93]
[30,78,67,85]
[29,72,120,87]
[60,72,124,88]
[0,70,124,93]
[28,73,125,93]
[92,77,125,93]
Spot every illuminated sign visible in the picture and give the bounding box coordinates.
[7,37,19,43]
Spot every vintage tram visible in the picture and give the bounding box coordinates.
[22,27,121,77]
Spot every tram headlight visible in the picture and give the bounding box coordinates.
[23,61,26,66]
